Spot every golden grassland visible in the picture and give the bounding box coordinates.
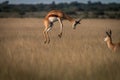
[0,18,120,80]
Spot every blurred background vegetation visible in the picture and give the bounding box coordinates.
[0,0,120,18]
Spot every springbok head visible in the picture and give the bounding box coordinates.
[72,19,82,29]
[104,29,112,42]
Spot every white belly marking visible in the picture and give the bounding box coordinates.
[49,17,58,22]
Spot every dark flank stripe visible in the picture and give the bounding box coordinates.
[48,14,59,17]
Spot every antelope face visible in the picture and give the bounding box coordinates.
[72,19,81,29]
[104,29,112,42]
[104,36,110,42]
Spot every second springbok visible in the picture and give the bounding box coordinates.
[43,10,81,44]
[104,29,120,52]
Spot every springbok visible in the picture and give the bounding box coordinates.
[104,29,120,52]
[43,10,81,44]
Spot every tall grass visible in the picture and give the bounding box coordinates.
[0,18,120,80]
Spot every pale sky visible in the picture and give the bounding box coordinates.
[0,0,120,4]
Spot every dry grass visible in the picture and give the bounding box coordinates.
[0,18,120,80]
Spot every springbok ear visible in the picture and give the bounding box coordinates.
[106,31,111,37]
[109,29,112,35]
[106,32,109,36]
[76,19,82,24]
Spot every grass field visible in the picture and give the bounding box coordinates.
[0,18,120,80]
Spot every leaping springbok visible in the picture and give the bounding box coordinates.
[104,29,120,52]
[43,10,81,44]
